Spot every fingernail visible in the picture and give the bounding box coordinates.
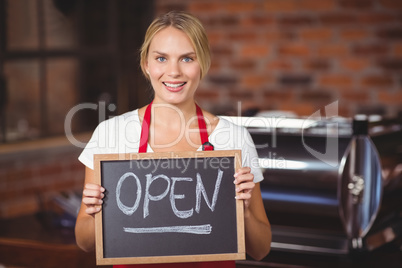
[99,199,103,204]
[233,179,237,184]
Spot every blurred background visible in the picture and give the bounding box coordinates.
[0,0,401,267]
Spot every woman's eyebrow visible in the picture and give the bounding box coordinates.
[151,51,167,56]
[182,52,197,57]
[151,51,196,57]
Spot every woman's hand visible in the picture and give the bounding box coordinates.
[75,168,102,252]
[82,183,105,215]
[234,167,272,260]
[234,166,255,209]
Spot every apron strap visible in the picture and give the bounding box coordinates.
[139,102,214,153]
[195,104,214,151]
[139,101,152,153]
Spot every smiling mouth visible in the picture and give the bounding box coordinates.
[163,82,186,89]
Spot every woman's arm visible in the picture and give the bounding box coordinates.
[235,167,272,260]
[75,166,105,252]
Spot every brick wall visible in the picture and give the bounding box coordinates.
[155,0,402,117]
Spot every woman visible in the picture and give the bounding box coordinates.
[75,11,271,267]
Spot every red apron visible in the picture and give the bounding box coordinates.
[116,102,235,268]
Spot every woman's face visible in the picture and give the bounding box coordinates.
[145,27,201,106]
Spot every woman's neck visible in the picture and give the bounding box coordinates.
[150,100,198,127]
[143,100,202,152]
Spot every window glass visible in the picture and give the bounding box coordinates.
[47,58,79,135]
[3,60,41,141]
[6,0,39,50]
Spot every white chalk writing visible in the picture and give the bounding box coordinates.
[143,174,170,218]
[116,172,141,216]
[170,177,194,219]
[115,169,224,235]
[116,169,224,219]
[123,224,212,235]
[196,169,223,213]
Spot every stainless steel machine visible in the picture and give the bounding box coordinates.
[223,113,402,255]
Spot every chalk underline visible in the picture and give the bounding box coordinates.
[123,224,212,235]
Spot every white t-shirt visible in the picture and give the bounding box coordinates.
[78,109,263,183]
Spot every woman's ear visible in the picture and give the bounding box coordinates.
[144,60,150,75]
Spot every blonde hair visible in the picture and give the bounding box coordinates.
[140,11,211,80]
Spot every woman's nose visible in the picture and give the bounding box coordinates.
[167,61,181,77]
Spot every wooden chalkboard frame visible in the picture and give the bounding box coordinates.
[94,150,245,265]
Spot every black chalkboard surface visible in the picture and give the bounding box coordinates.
[94,150,244,265]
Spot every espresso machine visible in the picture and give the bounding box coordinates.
[223,113,402,255]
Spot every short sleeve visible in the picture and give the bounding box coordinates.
[240,127,264,183]
[210,118,264,184]
[78,110,142,170]
[78,120,107,170]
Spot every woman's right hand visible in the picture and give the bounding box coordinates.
[82,183,105,215]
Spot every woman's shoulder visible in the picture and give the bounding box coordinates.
[90,109,141,138]
[118,108,140,122]
[202,110,220,133]
[97,109,140,126]
[216,116,249,133]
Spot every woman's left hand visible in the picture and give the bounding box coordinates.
[234,166,255,209]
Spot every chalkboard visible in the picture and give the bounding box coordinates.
[94,150,244,265]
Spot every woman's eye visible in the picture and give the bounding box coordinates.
[182,57,193,63]
[156,57,166,62]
